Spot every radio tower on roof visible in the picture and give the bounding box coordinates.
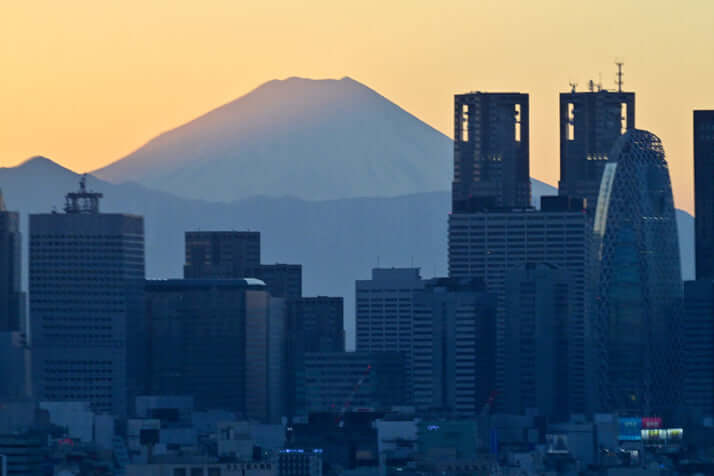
[616,61,624,93]
[64,174,103,214]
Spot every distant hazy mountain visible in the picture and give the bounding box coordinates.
[1,157,695,347]
[94,77,454,202]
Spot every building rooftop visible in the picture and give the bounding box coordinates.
[145,278,266,290]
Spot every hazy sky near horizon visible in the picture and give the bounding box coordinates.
[2,0,713,212]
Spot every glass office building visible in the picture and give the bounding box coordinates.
[592,129,682,415]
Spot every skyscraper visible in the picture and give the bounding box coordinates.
[448,197,591,415]
[183,230,302,298]
[287,296,344,416]
[251,263,302,299]
[592,129,682,415]
[144,278,267,413]
[356,270,496,415]
[0,189,29,401]
[694,110,714,280]
[412,277,496,415]
[244,292,287,423]
[355,268,425,367]
[452,92,530,212]
[30,178,145,418]
[0,189,24,332]
[503,263,570,420]
[682,279,714,418]
[184,231,260,279]
[558,87,635,209]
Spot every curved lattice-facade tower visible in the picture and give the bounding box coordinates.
[592,129,682,416]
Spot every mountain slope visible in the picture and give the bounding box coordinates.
[94,77,454,202]
[1,157,695,348]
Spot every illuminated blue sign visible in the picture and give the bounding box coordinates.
[618,418,642,441]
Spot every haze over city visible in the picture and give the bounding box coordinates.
[2,1,714,474]
[3,0,714,212]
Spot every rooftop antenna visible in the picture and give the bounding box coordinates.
[64,173,103,214]
[569,81,578,93]
[597,72,603,91]
[588,79,595,92]
[615,61,624,93]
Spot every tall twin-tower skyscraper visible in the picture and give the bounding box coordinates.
[448,77,683,417]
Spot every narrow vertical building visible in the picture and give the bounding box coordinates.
[592,129,682,416]
[287,296,344,416]
[452,92,530,212]
[503,263,570,420]
[0,189,30,400]
[682,279,714,419]
[694,110,714,280]
[558,87,635,209]
[244,291,287,423]
[0,189,24,332]
[30,178,145,418]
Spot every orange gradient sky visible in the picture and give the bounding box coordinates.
[2,0,713,212]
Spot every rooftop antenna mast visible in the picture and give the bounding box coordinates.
[569,81,578,94]
[615,61,624,93]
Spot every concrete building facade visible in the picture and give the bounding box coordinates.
[452,92,530,213]
[558,88,635,210]
[503,263,571,420]
[412,278,496,415]
[30,180,144,418]
[448,198,591,415]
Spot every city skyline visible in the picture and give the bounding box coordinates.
[2,1,714,213]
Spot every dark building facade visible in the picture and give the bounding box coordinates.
[0,190,24,332]
[183,231,301,298]
[592,129,682,415]
[251,264,303,299]
[30,180,145,418]
[303,351,406,413]
[144,279,267,413]
[184,231,260,279]
[694,110,714,280]
[452,92,530,212]
[558,88,635,209]
[504,263,570,420]
[682,279,714,418]
[287,297,345,416]
[448,198,592,415]
[412,278,496,416]
[0,331,30,400]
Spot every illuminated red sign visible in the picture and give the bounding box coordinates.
[641,417,662,429]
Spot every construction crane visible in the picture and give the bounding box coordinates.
[334,364,373,427]
[480,390,498,416]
